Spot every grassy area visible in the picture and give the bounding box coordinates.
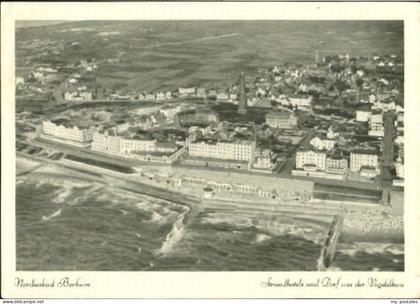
[65,154,135,174]
[211,103,270,124]
[313,192,381,204]
[314,183,382,198]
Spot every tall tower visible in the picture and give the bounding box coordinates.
[315,49,320,65]
[238,72,247,115]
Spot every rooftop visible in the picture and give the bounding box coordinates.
[351,149,379,156]
[49,118,93,129]
[265,110,293,119]
[131,150,174,157]
[192,138,255,146]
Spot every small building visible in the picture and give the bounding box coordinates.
[16,76,25,86]
[289,94,313,110]
[155,92,166,101]
[356,110,371,122]
[64,91,93,101]
[196,88,207,98]
[216,92,229,101]
[326,125,339,139]
[395,156,404,179]
[165,91,173,100]
[144,93,155,101]
[252,148,274,170]
[178,87,196,97]
[368,113,384,137]
[310,136,335,151]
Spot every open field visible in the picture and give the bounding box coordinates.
[16,21,403,93]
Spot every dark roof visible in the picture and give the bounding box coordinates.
[49,118,93,129]
[50,118,70,126]
[351,149,379,155]
[265,110,292,119]
[155,142,178,149]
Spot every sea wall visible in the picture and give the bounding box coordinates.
[167,166,315,200]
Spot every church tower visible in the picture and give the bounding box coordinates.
[238,72,247,115]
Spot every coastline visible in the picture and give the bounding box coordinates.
[16,154,404,245]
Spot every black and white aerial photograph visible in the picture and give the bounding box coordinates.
[15,20,404,272]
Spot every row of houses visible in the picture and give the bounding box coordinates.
[293,149,380,180]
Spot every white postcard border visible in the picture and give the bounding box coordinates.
[1,2,420,299]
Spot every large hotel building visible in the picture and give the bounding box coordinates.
[295,150,327,171]
[42,119,96,146]
[188,140,255,161]
[350,150,379,172]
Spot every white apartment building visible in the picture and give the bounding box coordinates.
[92,131,121,154]
[356,110,371,122]
[395,157,404,179]
[32,71,45,80]
[373,101,396,112]
[325,157,348,175]
[310,136,335,151]
[42,120,95,143]
[155,92,166,101]
[368,113,384,137]
[115,122,129,133]
[92,130,181,159]
[16,76,25,86]
[144,93,155,101]
[64,91,93,101]
[295,150,327,171]
[188,140,255,161]
[120,138,156,154]
[178,87,196,96]
[350,151,379,172]
[395,134,404,145]
[229,93,238,101]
